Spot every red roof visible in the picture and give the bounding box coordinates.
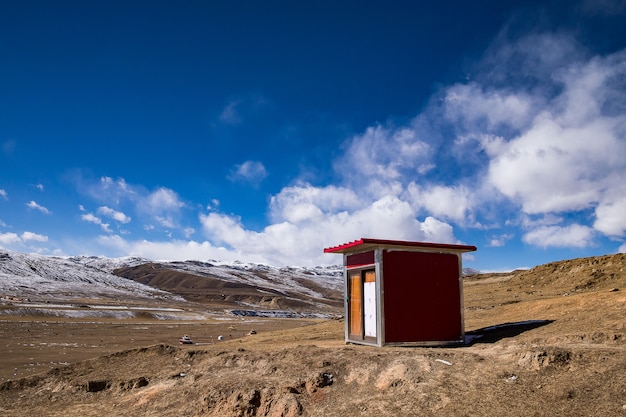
[323,238,477,254]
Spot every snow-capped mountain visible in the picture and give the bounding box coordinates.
[0,250,178,302]
[0,250,343,309]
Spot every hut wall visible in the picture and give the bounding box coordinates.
[382,250,462,343]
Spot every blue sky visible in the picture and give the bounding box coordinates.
[1,1,626,270]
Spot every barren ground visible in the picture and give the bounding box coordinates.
[1,253,625,416]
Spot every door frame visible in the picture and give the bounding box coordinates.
[346,267,379,344]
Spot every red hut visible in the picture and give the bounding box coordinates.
[324,238,477,347]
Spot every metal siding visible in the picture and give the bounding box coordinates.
[343,255,349,343]
[346,251,375,267]
[382,250,462,344]
[376,248,384,347]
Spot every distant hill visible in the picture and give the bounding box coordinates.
[112,260,343,312]
[0,250,343,316]
[0,250,176,303]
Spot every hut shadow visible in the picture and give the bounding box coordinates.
[465,320,553,345]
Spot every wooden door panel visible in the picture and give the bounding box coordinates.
[349,272,362,338]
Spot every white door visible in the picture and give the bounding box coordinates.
[363,270,377,338]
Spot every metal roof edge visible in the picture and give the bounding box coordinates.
[324,238,477,254]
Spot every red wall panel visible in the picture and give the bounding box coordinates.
[382,251,462,343]
[346,251,375,267]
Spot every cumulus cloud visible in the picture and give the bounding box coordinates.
[200,193,458,266]
[97,234,243,263]
[97,176,136,203]
[445,83,537,132]
[21,231,48,242]
[487,234,514,247]
[522,224,596,248]
[593,195,626,236]
[442,33,626,246]
[143,187,184,212]
[0,231,48,247]
[335,125,431,191]
[81,213,112,233]
[137,187,185,229]
[0,232,21,245]
[97,206,131,224]
[26,200,50,214]
[228,161,268,186]
[78,175,186,233]
[269,183,361,224]
[405,183,475,224]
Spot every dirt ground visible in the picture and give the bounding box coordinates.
[0,316,321,382]
[1,254,625,416]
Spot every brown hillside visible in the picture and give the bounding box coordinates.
[114,263,343,311]
[1,253,625,416]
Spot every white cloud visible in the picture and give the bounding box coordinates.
[0,232,21,245]
[0,231,48,248]
[36,184,44,191]
[593,195,626,236]
[618,242,626,253]
[487,234,514,247]
[96,176,136,203]
[81,213,112,233]
[81,176,185,233]
[445,83,536,131]
[155,215,175,229]
[143,187,184,212]
[136,187,185,230]
[21,231,48,242]
[97,235,244,263]
[406,183,474,223]
[0,189,7,200]
[200,192,459,266]
[336,125,431,190]
[269,183,361,224]
[26,200,50,214]
[229,161,268,186]
[523,224,596,248]
[97,206,131,224]
[443,35,626,244]
[486,116,623,213]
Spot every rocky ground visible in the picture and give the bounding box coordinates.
[0,253,625,416]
